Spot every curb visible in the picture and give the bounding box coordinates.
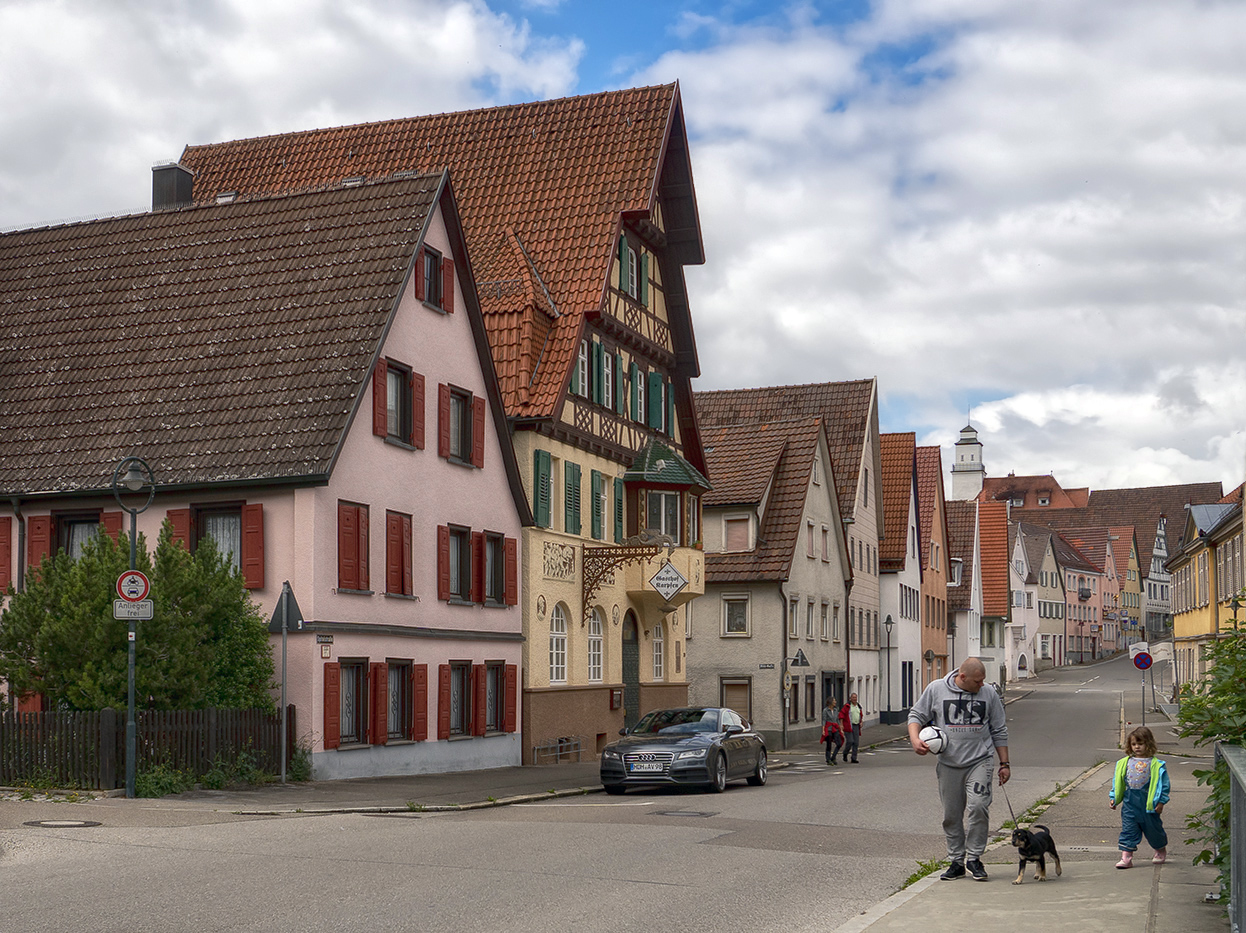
[229,784,607,816]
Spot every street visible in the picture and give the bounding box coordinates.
[0,659,1138,933]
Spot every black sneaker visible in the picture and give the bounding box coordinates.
[966,859,988,881]
[940,861,965,881]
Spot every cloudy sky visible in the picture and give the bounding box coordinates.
[2,0,1243,495]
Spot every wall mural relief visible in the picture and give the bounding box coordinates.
[543,542,577,581]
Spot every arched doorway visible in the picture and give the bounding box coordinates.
[622,611,640,731]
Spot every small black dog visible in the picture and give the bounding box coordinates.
[1010,824,1062,884]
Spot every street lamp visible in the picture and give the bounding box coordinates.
[111,456,155,799]
[1078,620,1085,664]
[884,614,894,724]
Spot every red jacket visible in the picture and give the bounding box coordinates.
[839,704,857,733]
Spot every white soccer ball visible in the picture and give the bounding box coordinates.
[919,725,947,754]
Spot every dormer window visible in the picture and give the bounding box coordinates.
[724,516,750,551]
[577,340,589,398]
[1037,496,1050,506]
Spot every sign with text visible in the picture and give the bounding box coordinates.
[114,599,153,620]
[648,562,688,601]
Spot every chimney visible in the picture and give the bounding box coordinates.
[152,162,194,210]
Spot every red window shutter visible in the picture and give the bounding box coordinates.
[472,665,487,736]
[437,664,451,740]
[357,506,369,591]
[504,664,517,733]
[411,664,428,741]
[402,515,413,596]
[470,531,484,603]
[436,525,451,601]
[411,371,425,449]
[167,508,191,551]
[101,511,124,543]
[414,248,426,302]
[338,503,357,589]
[27,515,51,567]
[438,384,451,458]
[470,396,486,468]
[370,661,388,745]
[441,256,455,313]
[323,662,341,750]
[386,512,402,595]
[504,537,518,606]
[373,358,388,437]
[241,503,264,590]
[0,515,11,590]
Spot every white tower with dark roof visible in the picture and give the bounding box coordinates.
[951,422,985,500]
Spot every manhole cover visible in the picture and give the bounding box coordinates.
[23,820,102,828]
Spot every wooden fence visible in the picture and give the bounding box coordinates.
[0,706,296,790]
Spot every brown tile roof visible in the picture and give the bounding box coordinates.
[980,474,1080,509]
[703,417,823,582]
[879,433,915,570]
[694,379,876,523]
[701,425,788,508]
[1108,526,1136,581]
[0,175,444,494]
[979,500,1011,617]
[946,499,977,611]
[1013,522,1054,585]
[915,446,947,573]
[1062,526,1112,575]
[1050,530,1099,575]
[178,84,703,423]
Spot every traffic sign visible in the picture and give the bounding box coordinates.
[114,599,153,620]
[116,571,150,602]
[1133,652,1152,671]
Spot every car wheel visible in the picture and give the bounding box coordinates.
[708,751,728,793]
[747,749,767,786]
[604,784,625,796]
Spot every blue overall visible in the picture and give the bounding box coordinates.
[1110,756,1169,853]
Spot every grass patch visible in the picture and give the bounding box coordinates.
[902,858,945,889]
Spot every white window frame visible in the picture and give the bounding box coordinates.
[722,594,750,637]
[788,598,799,637]
[806,598,815,639]
[820,601,829,640]
[577,340,588,398]
[549,603,568,684]
[587,609,603,683]
[652,622,664,681]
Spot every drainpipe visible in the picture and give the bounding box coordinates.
[10,498,24,593]
[780,582,789,751]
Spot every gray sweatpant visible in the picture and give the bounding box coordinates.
[936,757,994,863]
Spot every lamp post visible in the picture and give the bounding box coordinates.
[112,456,155,799]
[1078,620,1085,664]
[884,614,894,724]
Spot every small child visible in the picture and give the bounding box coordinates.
[1109,726,1170,868]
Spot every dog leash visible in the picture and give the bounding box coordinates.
[1000,780,1019,826]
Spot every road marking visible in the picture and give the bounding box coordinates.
[516,801,656,807]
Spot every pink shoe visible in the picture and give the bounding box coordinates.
[1152,849,1167,864]
[1115,852,1133,869]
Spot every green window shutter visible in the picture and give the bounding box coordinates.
[629,362,639,420]
[570,360,578,396]
[647,371,663,428]
[592,341,604,405]
[639,252,648,307]
[591,470,603,540]
[614,477,625,543]
[533,449,551,528]
[615,351,625,412]
[666,379,676,436]
[565,462,581,535]
[618,234,628,291]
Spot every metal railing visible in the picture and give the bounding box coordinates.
[1222,744,1245,933]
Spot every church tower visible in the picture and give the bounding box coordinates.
[951,422,985,500]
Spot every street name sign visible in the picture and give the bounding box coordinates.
[113,599,153,620]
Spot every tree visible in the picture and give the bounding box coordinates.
[0,522,274,711]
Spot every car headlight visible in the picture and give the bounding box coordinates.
[676,748,707,760]
[602,748,622,761]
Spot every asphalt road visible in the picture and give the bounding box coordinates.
[0,661,1133,933]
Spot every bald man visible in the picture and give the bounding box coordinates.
[908,658,1010,882]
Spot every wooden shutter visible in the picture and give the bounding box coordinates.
[666,379,676,437]
[591,470,603,540]
[565,462,581,535]
[370,662,388,745]
[101,511,124,543]
[470,396,486,468]
[323,662,341,750]
[437,664,451,740]
[438,384,451,458]
[504,537,518,606]
[166,508,191,551]
[472,665,487,736]
[614,351,625,412]
[414,248,426,302]
[358,505,369,591]
[470,531,484,603]
[591,341,603,404]
[504,664,518,732]
[411,372,425,449]
[441,257,455,313]
[241,503,264,590]
[436,525,451,601]
[338,503,357,590]
[614,478,625,544]
[411,664,428,741]
[0,516,10,590]
[639,252,648,307]
[533,449,551,528]
[386,512,403,595]
[647,372,662,428]
[402,514,413,596]
[373,358,388,436]
[629,362,639,420]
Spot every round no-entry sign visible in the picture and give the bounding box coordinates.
[117,571,150,602]
[1133,652,1152,671]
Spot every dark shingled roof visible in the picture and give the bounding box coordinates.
[0,175,443,495]
[946,499,976,612]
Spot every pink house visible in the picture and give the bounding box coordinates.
[0,167,531,778]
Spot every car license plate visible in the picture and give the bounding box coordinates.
[629,762,663,773]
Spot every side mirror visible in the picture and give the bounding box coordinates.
[619,727,628,736]
[723,724,744,736]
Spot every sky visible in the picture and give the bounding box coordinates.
[2,0,1243,497]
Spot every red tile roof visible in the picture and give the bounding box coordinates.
[178,84,703,423]
[979,474,1080,509]
[946,499,977,611]
[979,500,1011,617]
[915,446,947,573]
[879,433,916,570]
[694,379,876,524]
[0,176,449,494]
[1108,526,1136,581]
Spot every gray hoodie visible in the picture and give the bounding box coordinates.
[908,669,1008,768]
